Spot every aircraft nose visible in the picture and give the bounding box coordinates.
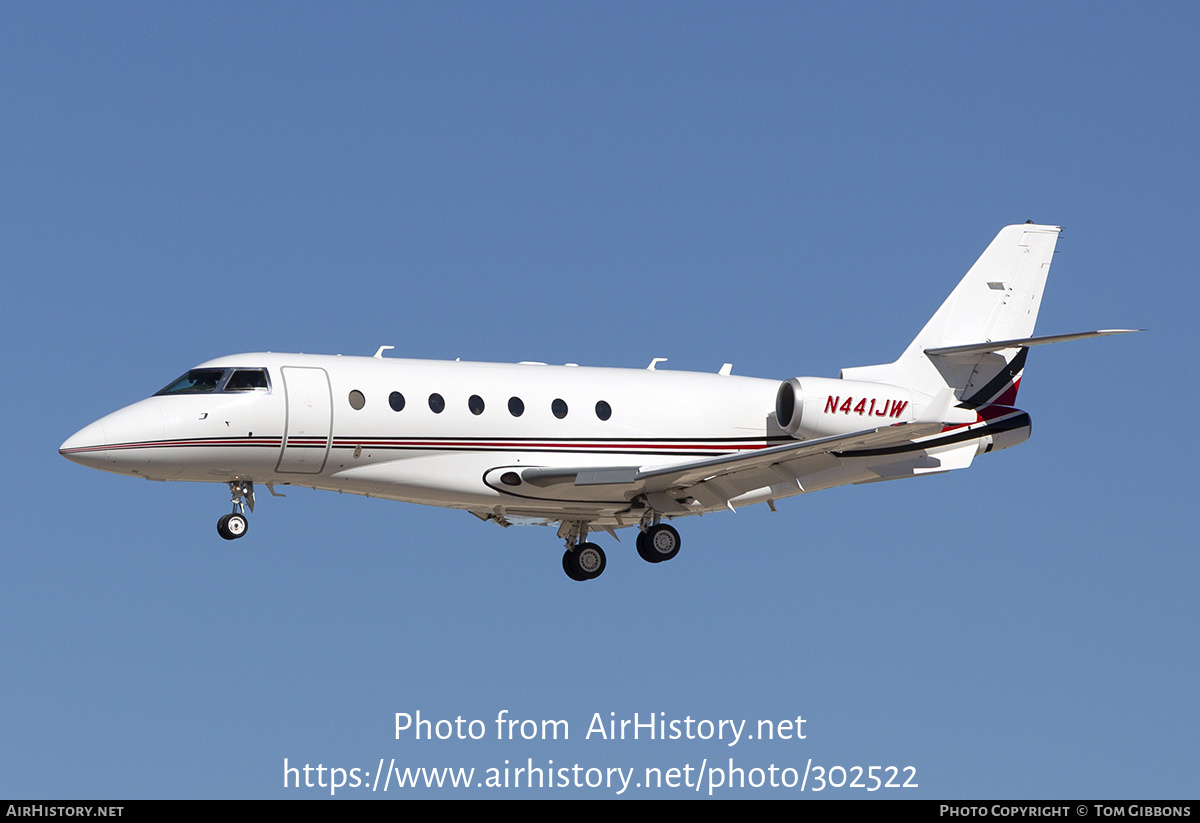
[59,401,166,473]
[59,419,110,468]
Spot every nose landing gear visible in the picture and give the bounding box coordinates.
[217,481,254,541]
[217,512,248,539]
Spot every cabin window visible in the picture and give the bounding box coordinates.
[508,397,524,417]
[225,369,269,391]
[595,400,612,421]
[468,395,485,415]
[429,393,445,413]
[552,398,568,419]
[157,369,225,395]
[348,390,366,410]
[389,392,405,412]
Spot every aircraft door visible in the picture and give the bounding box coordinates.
[276,366,333,474]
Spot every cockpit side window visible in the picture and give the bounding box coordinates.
[225,369,270,391]
[157,369,226,395]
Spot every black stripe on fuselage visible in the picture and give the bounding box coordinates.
[834,412,1030,458]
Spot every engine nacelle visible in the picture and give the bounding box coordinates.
[775,377,916,439]
[972,408,1032,454]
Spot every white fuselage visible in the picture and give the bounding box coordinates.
[60,352,795,525]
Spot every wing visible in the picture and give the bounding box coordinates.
[518,421,949,515]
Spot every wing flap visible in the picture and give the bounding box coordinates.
[516,421,948,510]
[635,422,946,493]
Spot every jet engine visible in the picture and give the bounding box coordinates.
[774,377,916,439]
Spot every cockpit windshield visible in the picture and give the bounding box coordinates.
[158,369,225,394]
[156,368,270,395]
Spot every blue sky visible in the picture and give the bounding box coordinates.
[2,2,1194,798]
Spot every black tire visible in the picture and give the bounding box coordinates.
[644,524,680,562]
[636,530,658,563]
[218,513,248,540]
[562,549,586,581]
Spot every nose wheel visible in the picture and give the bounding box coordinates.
[217,481,254,540]
[217,512,248,540]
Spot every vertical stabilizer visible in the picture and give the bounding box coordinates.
[841,224,1060,404]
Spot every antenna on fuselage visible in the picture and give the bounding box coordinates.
[374,345,395,358]
[647,357,668,371]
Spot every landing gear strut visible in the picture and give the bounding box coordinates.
[217,481,254,541]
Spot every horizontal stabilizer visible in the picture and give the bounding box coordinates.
[925,329,1142,357]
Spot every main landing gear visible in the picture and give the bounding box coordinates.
[559,519,683,581]
[562,542,606,581]
[636,523,681,564]
[217,481,254,541]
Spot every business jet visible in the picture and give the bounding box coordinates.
[60,223,1136,580]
